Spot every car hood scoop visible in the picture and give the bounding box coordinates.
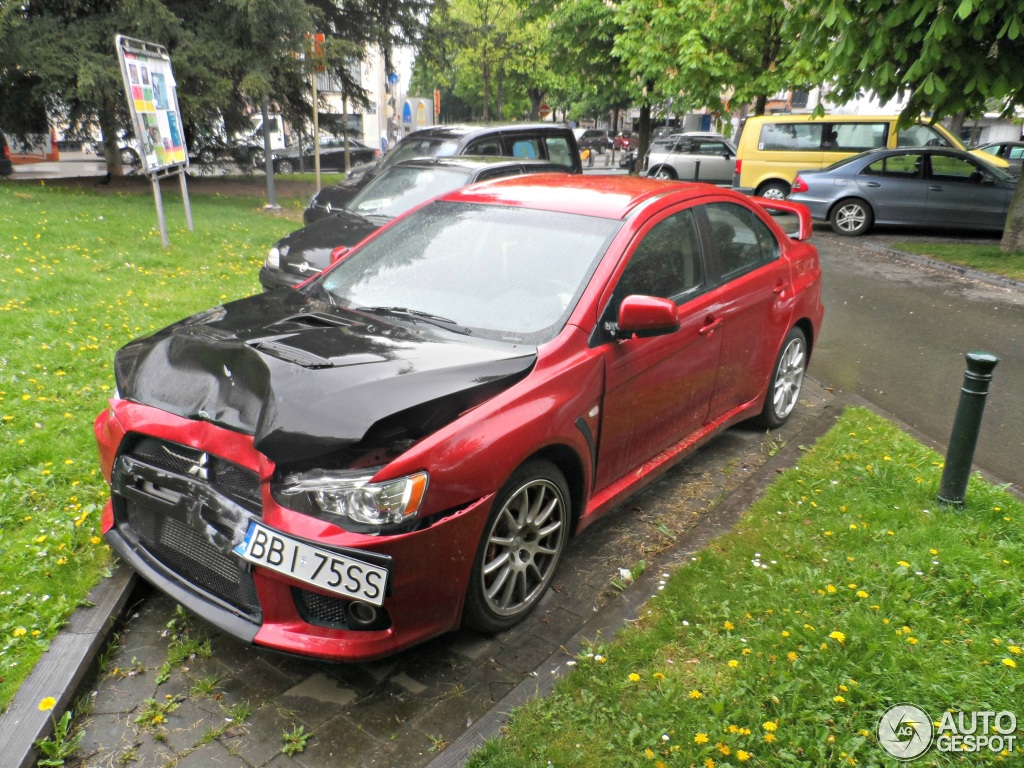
[114,291,536,462]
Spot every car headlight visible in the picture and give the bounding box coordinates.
[275,469,428,534]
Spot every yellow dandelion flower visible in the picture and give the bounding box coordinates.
[856,591,869,598]
[91,536,102,545]
[728,659,739,668]
[742,648,752,655]
[716,743,731,756]
[849,524,858,530]
[694,732,710,745]
[38,697,57,712]
[763,721,778,732]
[907,637,919,645]
[629,673,641,682]
[645,748,655,759]
[1009,646,1022,655]
[826,585,837,594]
[898,560,910,567]
[930,549,938,555]
[781,630,790,637]
[13,627,27,637]
[737,750,751,762]
[859,729,871,737]
[1002,658,1017,668]
[834,695,846,703]
[764,733,776,743]
[704,760,715,768]
[787,652,798,662]
[724,621,735,630]
[689,690,703,699]
[653,672,666,680]
[830,631,846,643]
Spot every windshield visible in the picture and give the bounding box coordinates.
[348,166,471,219]
[378,137,461,172]
[316,201,621,344]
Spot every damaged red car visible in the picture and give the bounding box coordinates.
[95,174,823,662]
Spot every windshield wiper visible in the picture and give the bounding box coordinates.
[360,306,471,334]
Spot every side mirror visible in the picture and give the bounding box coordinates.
[616,295,679,339]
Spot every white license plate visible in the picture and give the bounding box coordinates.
[234,522,388,606]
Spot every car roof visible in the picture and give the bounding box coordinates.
[441,173,714,219]
[403,123,573,141]
[389,156,561,171]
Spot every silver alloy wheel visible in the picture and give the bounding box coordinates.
[834,201,867,233]
[772,335,806,420]
[654,167,675,180]
[480,477,567,618]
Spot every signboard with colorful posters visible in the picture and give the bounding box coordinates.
[115,35,188,173]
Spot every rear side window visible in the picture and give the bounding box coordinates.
[705,203,777,281]
[863,153,922,178]
[544,136,573,167]
[1009,146,1024,160]
[829,123,889,152]
[509,137,542,159]
[759,123,823,151]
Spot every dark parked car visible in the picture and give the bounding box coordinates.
[788,147,1017,236]
[302,123,582,224]
[0,129,12,176]
[574,128,613,154]
[974,141,1024,177]
[188,133,265,169]
[95,174,823,662]
[260,156,570,291]
[273,136,380,174]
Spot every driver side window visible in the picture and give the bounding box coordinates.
[608,209,704,318]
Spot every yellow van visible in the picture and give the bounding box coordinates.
[732,114,1009,199]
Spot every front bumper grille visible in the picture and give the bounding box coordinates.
[111,436,263,621]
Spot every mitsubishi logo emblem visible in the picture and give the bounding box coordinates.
[162,446,210,481]
[189,452,211,481]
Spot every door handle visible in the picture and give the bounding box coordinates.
[863,181,881,187]
[773,281,789,295]
[699,317,723,336]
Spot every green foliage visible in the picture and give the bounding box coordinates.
[281,724,311,755]
[890,242,1024,281]
[0,181,301,710]
[35,710,85,766]
[466,407,1024,767]
[813,0,1024,121]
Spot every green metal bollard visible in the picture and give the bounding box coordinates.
[938,351,999,506]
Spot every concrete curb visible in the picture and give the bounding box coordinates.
[866,242,1024,294]
[0,565,137,768]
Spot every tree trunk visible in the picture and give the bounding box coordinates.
[261,99,278,209]
[632,101,652,177]
[753,94,767,116]
[496,72,504,121]
[482,61,491,121]
[528,87,542,121]
[948,111,966,137]
[1000,177,1024,252]
[98,95,124,176]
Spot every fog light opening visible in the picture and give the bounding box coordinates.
[347,600,379,628]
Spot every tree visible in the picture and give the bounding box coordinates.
[811,0,1024,249]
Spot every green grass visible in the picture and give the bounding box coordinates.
[467,407,1024,767]
[0,180,302,710]
[892,242,1024,282]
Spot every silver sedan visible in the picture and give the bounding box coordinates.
[788,147,1017,236]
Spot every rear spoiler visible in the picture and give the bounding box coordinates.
[752,198,813,241]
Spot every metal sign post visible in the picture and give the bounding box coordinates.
[115,35,194,247]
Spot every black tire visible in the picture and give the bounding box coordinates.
[250,149,265,169]
[277,159,295,174]
[756,181,790,200]
[120,148,138,165]
[463,459,570,634]
[754,327,807,429]
[829,198,873,236]
[652,166,677,180]
[596,144,606,155]
[199,149,216,165]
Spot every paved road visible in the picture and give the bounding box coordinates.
[810,227,1024,492]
